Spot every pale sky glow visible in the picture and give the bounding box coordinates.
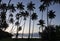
[2,0,60,38]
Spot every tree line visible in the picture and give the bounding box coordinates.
[0,0,60,40]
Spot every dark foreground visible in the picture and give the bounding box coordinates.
[0,38,42,41]
[0,38,60,41]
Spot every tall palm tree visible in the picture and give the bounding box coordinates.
[21,11,29,38]
[48,10,56,25]
[27,1,35,38]
[31,12,38,38]
[15,12,22,38]
[16,2,24,38]
[39,4,46,19]
[40,0,53,26]
[39,4,46,32]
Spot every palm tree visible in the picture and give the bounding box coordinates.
[39,4,46,20]
[31,12,38,38]
[40,0,53,26]
[9,17,14,33]
[39,4,46,32]
[0,11,8,30]
[22,11,29,38]
[37,19,45,38]
[17,2,24,12]
[16,2,24,38]
[27,1,35,38]
[38,19,45,31]
[48,10,56,25]
[15,21,19,38]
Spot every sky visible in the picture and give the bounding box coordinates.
[2,0,60,38]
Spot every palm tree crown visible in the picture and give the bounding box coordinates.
[27,1,35,11]
[31,12,38,20]
[17,2,24,10]
[39,4,46,12]
[38,19,45,26]
[48,10,56,19]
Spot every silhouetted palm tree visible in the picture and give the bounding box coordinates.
[37,19,45,38]
[16,2,24,38]
[0,3,7,12]
[31,12,38,38]
[39,4,46,33]
[9,17,14,33]
[17,2,24,12]
[48,10,56,25]
[40,0,53,26]
[39,4,46,19]
[27,1,35,38]
[15,21,19,38]
[0,11,8,30]
[22,11,29,38]
[8,4,16,12]
[38,19,45,32]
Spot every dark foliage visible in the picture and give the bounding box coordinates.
[0,29,13,39]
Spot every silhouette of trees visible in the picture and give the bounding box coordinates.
[0,0,60,39]
[39,4,46,20]
[31,12,38,38]
[40,0,53,26]
[0,0,13,39]
[27,1,35,38]
[48,10,56,25]
[39,25,56,41]
[22,11,29,38]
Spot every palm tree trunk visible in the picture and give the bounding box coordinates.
[50,19,52,25]
[41,11,43,32]
[47,5,49,26]
[39,26,40,38]
[28,11,31,38]
[16,25,18,38]
[42,11,43,20]
[31,20,35,38]
[22,20,26,38]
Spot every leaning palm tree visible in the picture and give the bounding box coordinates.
[31,12,38,38]
[22,11,29,38]
[48,10,56,25]
[27,1,35,38]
